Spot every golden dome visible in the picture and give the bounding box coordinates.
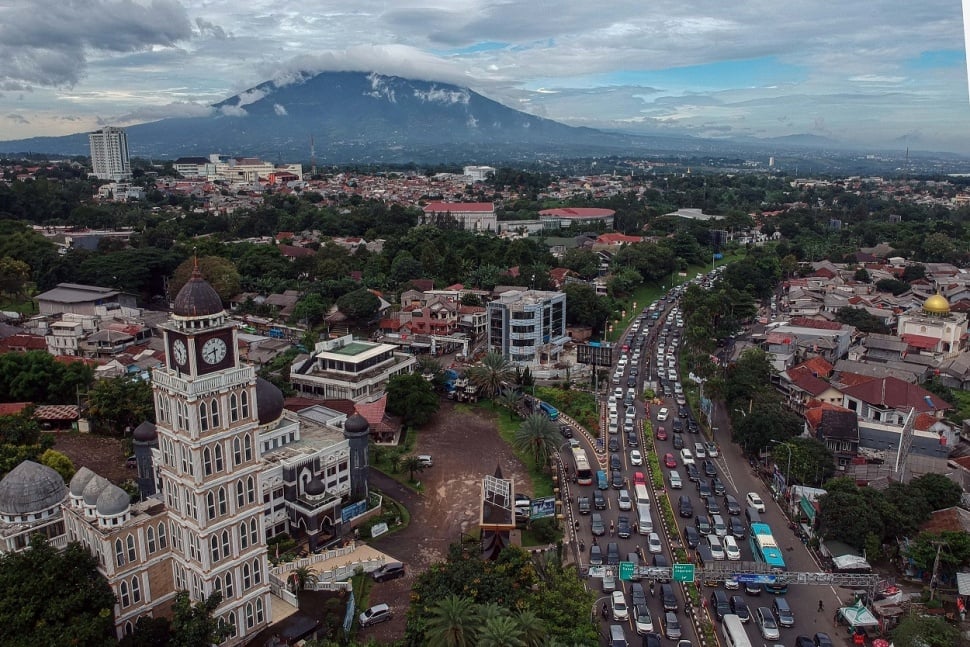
[923,293,950,315]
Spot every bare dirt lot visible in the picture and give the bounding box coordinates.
[50,432,131,484]
[362,400,531,644]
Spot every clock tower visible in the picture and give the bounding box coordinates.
[153,261,271,641]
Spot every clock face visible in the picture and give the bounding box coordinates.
[172,339,187,366]
[201,337,228,365]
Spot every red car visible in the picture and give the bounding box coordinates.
[634,471,646,486]
[664,453,677,468]
[656,426,668,440]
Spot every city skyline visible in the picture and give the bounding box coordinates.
[1,1,970,153]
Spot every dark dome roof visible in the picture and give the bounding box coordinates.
[0,461,67,515]
[82,474,110,506]
[96,484,131,516]
[344,413,370,435]
[132,421,157,442]
[256,377,284,425]
[173,263,224,318]
[305,475,325,496]
[69,466,96,497]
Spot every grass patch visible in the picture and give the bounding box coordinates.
[370,442,427,494]
[536,386,600,436]
[470,400,555,498]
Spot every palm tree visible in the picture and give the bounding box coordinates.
[468,351,514,400]
[477,615,526,647]
[513,413,562,469]
[288,566,318,593]
[426,595,480,647]
[496,388,523,420]
[513,609,545,647]
[400,454,427,482]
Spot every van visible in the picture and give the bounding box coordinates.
[772,597,795,628]
[695,544,715,568]
[609,624,628,647]
[745,507,762,525]
[596,470,609,490]
[636,503,653,534]
[710,590,731,621]
[416,455,433,467]
[668,470,683,489]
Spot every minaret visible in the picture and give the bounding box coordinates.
[152,262,271,643]
[343,413,370,503]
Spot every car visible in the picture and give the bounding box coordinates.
[664,453,677,468]
[678,495,694,518]
[686,463,701,483]
[667,369,677,380]
[702,459,717,477]
[693,442,707,458]
[608,437,620,452]
[610,454,622,471]
[359,603,393,627]
[710,589,732,621]
[660,583,678,611]
[627,376,637,387]
[684,525,700,548]
[606,542,620,566]
[813,633,835,647]
[589,544,603,565]
[730,595,750,623]
[723,494,741,516]
[695,515,712,535]
[611,590,629,620]
[612,471,625,489]
[708,535,725,560]
[633,603,654,635]
[687,419,700,434]
[678,405,689,419]
[747,492,766,512]
[745,581,763,596]
[624,420,636,438]
[618,489,632,511]
[705,496,720,515]
[723,576,740,590]
[710,476,726,496]
[634,471,646,486]
[559,424,573,438]
[372,561,406,582]
[643,633,663,647]
[712,514,728,537]
[672,434,685,450]
[647,532,664,554]
[794,638,815,647]
[656,426,668,440]
[729,516,746,540]
[591,513,606,536]
[602,568,616,592]
[723,535,741,560]
[756,607,781,640]
[617,515,632,539]
[705,441,719,457]
[680,448,695,465]
[630,582,647,606]
[593,490,607,510]
[657,408,669,421]
[568,438,580,448]
[773,597,795,628]
[672,419,684,433]
[663,611,682,640]
[578,496,591,514]
[625,405,637,418]
[630,450,643,466]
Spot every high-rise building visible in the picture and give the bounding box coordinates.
[88,127,131,181]
[487,289,568,365]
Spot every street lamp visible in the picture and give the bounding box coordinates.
[770,440,793,519]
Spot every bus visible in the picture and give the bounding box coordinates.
[538,401,559,420]
[749,522,788,593]
[721,614,753,647]
[572,447,593,486]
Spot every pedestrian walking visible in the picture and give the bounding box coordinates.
[818,599,824,612]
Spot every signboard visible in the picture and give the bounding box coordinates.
[341,500,368,523]
[735,574,777,584]
[577,342,614,367]
[370,522,389,538]
[619,561,635,581]
[672,563,695,583]
[530,496,556,520]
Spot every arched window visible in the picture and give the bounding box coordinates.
[214,576,222,596]
[214,444,224,472]
[255,597,264,624]
[203,447,212,476]
[222,530,230,558]
[246,476,256,503]
[207,492,216,520]
[115,538,125,566]
[126,534,136,562]
[236,481,245,508]
[211,398,220,428]
[241,391,250,418]
[131,576,141,604]
[124,621,133,636]
[253,558,262,584]
[239,522,249,549]
[233,438,242,465]
[146,526,156,554]
[249,519,259,545]
[158,523,167,549]
[120,580,130,608]
[218,487,227,515]
[210,536,220,563]
[243,434,253,461]
[245,602,254,628]
[199,401,208,432]
[225,572,234,598]
[242,563,251,590]
[229,393,239,422]
[227,612,237,637]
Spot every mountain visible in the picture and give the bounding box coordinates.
[0,72,659,163]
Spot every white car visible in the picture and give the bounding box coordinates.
[647,532,664,554]
[618,489,632,511]
[667,369,677,380]
[568,439,581,448]
[679,448,695,465]
[705,441,719,457]
[633,603,654,635]
[630,450,643,466]
[657,408,669,422]
[747,492,767,513]
[708,535,725,560]
[724,535,741,560]
[693,442,707,459]
[611,590,629,621]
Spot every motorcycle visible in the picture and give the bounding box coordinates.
[579,539,585,552]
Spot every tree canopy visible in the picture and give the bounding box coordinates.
[385,372,440,428]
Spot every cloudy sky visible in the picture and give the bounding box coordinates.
[2,0,970,152]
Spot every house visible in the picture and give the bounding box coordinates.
[781,365,844,414]
[805,405,859,467]
[841,375,950,424]
[36,283,138,317]
[421,202,497,231]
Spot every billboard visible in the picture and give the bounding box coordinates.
[530,496,557,520]
[577,342,614,367]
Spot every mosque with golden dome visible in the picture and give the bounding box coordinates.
[895,291,968,357]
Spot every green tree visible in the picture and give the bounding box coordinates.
[780,437,835,486]
[817,488,885,551]
[891,613,959,647]
[513,414,561,468]
[882,482,931,537]
[904,530,970,572]
[530,564,598,645]
[288,566,319,593]
[0,350,93,403]
[478,614,525,647]
[38,448,75,482]
[909,472,964,511]
[118,615,173,646]
[561,282,612,331]
[290,292,330,327]
[496,389,523,420]
[86,375,155,435]
[0,535,116,646]
[426,594,480,647]
[0,256,30,300]
[169,590,233,647]
[467,352,514,400]
[559,248,599,280]
[834,307,890,334]
[875,277,910,296]
[385,373,439,427]
[853,267,870,283]
[401,454,428,482]
[335,287,380,320]
[732,401,800,456]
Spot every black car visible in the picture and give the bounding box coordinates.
[687,419,700,434]
[672,434,685,450]
[610,453,621,471]
[627,432,639,448]
[577,496,591,514]
[627,377,637,387]
[593,490,607,510]
[684,525,700,548]
[702,459,717,477]
[371,561,406,582]
[695,515,712,535]
[710,476,726,495]
[794,638,815,647]
[723,494,741,515]
[686,463,700,482]
[559,424,573,438]
[617,515,632,539]
[611,471,625,489]
[672,419,684,433]
[730,595,750,623]
[745,581,763,595]
[678,495,693,518]
[813,633,835,647]
[729,516,746,540]
[696,481,712,498]
[630,582,646,607]
[705,496,720,515]
[678,405,689,418]
[660,583,678,611]
[606,542,620,566]
[608,437,620,452]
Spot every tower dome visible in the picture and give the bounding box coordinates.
[69,466,96,497]
[132,420,157,442]
[305,475,325,496]
[344,413,370,436]
[82,474,110,507]
[96,484,131,517]
[0,461,67,516]
[172,261,224,318]
[923,293,950,315]
[255,377,285,425]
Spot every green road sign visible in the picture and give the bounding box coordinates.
[619,561,635,581]
[672,563,695,583]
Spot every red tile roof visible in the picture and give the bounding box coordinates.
[33,404,80,421]
[787,369,835,397]
[789,317,844,330]
[538,207,615,218]
[901,334,939,350]
[804,402,852,429]
[0,334,47,352]
[796,356,834,377]
[841,376,950,412]
[836,372,879,387]
[596,233,643,245]
[0,402,31,417]
[279,244,316,258]
[422,201,494,213]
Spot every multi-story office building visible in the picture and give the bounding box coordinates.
[487,290,568,365]
[88,127,131,181]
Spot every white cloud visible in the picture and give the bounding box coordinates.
[273,103,287,116]
[219,105,247,117]
[413,87,470,105]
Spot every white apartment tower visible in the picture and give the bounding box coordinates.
[152,262,272,642]
[89,126,131,181]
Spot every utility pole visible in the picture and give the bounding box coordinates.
[929,540,945,601]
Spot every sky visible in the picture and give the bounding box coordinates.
[1,0,970,153]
